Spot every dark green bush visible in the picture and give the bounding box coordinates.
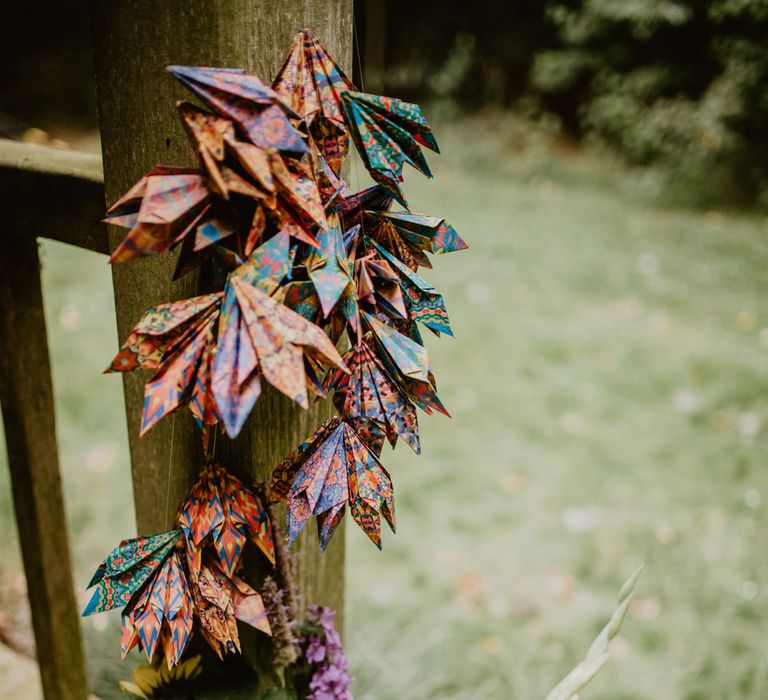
[530,0,768,205]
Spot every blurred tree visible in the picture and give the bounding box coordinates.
[530,0,768,205]
[371,0,768,206]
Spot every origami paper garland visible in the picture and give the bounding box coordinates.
[89,27,467,670]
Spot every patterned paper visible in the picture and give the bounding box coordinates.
[167,65,307,155]
[83,530,182,616]
[107,293,223,434]
[371,241,453,336]
[273,29,354,174]
[341,91,439,207]
[270,417,395,549]
[327,341,420,454]
[212,273,348,436]
[365,210,468,270]
[177,462,275,577]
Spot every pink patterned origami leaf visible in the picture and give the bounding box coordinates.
[168,65,307,156]
[105,167,210,264]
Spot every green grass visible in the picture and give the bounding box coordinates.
[3,114,768,698]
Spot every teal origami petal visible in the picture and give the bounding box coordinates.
[236,229,293,292]
[341,91,439,207]
[83,530,181,616]
[362,312,429,382]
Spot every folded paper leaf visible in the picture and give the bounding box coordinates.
[107,293,223,434]
[168,65,308,155]
[270,417,395,549]
[177,462,275,577]
[370,240,453,336]
[341,91,439,207]
[83,530,182,617]
[366,210,468,271]
[273,29,354,174]
[120,550,194,667]
[212,272,348,436]
[327,342,420,454]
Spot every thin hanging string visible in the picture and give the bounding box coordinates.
[353,13,366,93]
[351,11,370,346]
[163,413,177,527]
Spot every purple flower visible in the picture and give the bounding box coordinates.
[305,606,353,700]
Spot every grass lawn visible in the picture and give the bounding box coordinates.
[2,115,768,699]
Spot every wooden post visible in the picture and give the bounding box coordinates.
[89,0,351,664]
[0,237,88,700]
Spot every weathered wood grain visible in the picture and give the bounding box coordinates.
[0,236,87,700]
[89,0,352,671]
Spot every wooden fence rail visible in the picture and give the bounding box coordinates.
[0,138,104,700]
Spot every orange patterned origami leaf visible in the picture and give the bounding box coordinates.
[107,293,223,435]
[177,463,274,578]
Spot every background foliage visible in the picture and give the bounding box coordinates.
[363,0,768,206]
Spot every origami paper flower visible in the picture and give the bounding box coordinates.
[362,312,450,417]
[273,29,354,174]
[365,210,468,270]
[189,559,270,658]
[177,462,275,578]
[120,549,194,668]
[327,341,420,454]
[212,269,348,437]
[167,65,307,155]
[341,91,439,207]
[270,417,395,549]
[371,241,453,336]
[107,293,223,435]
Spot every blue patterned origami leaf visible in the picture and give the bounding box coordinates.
[83,530,181,616]
[270,417,395,549]
[362,312,450,417]
[341,91,439,207]
[306,213,353,317]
